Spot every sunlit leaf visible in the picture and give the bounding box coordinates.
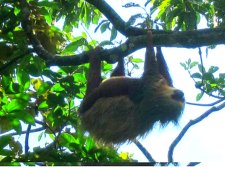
[132,58,143,63]
[59,133,80,148]
[85,137,95,152]
[38,101,48,110]
[4,99,27,113]
[10,118,21,133]
[17,70,30,91]
[38,82,52,95]
[190,61,198,69]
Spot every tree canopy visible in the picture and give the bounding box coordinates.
[0,0,225,166]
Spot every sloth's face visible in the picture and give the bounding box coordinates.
[145,78,185,124]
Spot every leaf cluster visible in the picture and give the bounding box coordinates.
[181,58,225,101]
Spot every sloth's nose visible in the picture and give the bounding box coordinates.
[172,89,185,102]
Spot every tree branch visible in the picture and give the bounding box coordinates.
[85,0,146,36]
[48,28,225,66]
[0,51,30,74]
[19,0,54,61]
[187,162,201,166]
[20,0,225,68]
[186,98,225,107]
[0,127,45,137]
[25,124,31,156]
[133,139,155,162]
[168,101,225,162]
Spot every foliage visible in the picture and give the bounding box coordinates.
[181,57,225,100]
[0,0,225,166]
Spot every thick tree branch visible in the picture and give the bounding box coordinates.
[85,0,146,36]
[168,101,225,162]
[20,0,225,68]
[0,51,30,73]
[48,28,225,66]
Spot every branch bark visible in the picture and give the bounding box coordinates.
[133,139,155,162]
[19,0,225,68]
[49,28,225,66]
[85,0,146,36]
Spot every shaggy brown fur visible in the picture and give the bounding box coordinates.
[79,31,185,144]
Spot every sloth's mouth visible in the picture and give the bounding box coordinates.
[172,89,185,102]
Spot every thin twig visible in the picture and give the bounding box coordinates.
[186,98,224,106]
[168,101,225,162]
[187,162,201,166]
[133,139,155,162]
[0,127,45,137]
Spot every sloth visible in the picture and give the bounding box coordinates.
[79,31,185,144]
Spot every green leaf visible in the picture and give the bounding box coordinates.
[21,113,35,124]
[103,63,113,72]
[191,72,202,79]
[2,76,11,89]
[94,20,108,33]
[196,92,204,101]
[9,83,20,93]
[110,26,117,41]
[27,64,41,77]
[0,135,12,149]
[63,37,87,53]
[38,101,48,110]
[38,132,44,142]
[198,64,206,73]
[59,133,80,147]
[74,73,86,83]
[17,70,30,90]
[156,0,171,20]
[126,14,143,27]
[10,118,21,133]
[85,137,95,152]
[51,83,64,92]
[203,72,214,81]
[4,99,27,113]
[99,40,114,47]
[37,82,52,95]
[208,66,219,73]
[180,62,187,70]
[132,58,143,63]
[190,61,198,69]
[14,93,30,102]
[100,22,110,33]
[47,93,65,107]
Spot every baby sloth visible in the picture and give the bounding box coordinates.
[79,31,185,144]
